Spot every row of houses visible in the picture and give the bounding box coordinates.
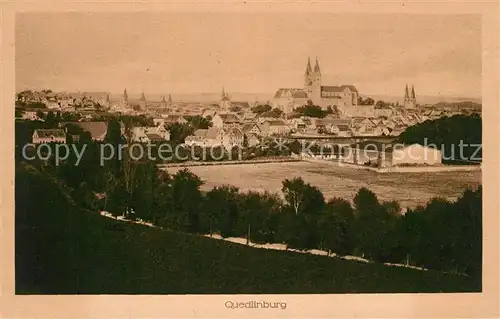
[31,121,171,144]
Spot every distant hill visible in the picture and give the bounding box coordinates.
[366,95,482,106]
[16,164,478,294]
[433,101,482,109]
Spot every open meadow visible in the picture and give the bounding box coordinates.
[165,161,482,209]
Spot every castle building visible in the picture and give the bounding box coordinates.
[272,57,360,114]
[403,84,417,109]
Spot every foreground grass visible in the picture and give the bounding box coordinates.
[15,165,479,294]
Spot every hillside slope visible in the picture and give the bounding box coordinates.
[15,164,478,294]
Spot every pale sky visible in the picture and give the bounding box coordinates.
[16,13,481,98]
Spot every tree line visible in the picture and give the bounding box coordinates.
[18,117,482,282]
[398,114,482,163]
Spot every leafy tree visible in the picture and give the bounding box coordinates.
[44,111,59,127]
[398,114,482,164]
[352,187,389,259]
[104,118,124,178]
[269,108,284,118]
[317,198,355,255]
[281,177,325,216]
[237,191,281,244]
[251,104,272,114]
[202,185,239,237]
[229,106,242,113]
[185,115,211,129]
[169,169,204,232]
[167,123,195,145]
[295,105,326,118]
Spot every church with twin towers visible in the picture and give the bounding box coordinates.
[271,57,418,116]
[272,57,360,114]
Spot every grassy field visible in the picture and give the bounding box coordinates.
[16,164,479,294]
[166,161,481,209]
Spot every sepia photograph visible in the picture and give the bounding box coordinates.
[1,3,498,317]
[13,11,485,296]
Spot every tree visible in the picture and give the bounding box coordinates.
[202,185,239,237]
[295,105,326,118]
[229,106,242,113]
[251,104,272,114]
[398,114,482,164]
[352,187,387,259]
[104,118,124,178]
[186,115,211,129]
[167,123,195,145]
[281,177,325,216]
[375,100,389,108]
[169,169,204,232]
[44,111,58,127]
[358,96,375,105]
[237,191,281,244]
[317,198,355,255]
[269,108,284,118]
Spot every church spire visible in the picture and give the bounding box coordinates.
[123,88,128,102]
[411,85,416,99]
[168,93,173,104]
[314,57,321,74]
[305,57,312,75]
[140,92,146,101]
[404,84,409,99]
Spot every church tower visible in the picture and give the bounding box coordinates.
[304,57,313,98]
[139,92,147,111]
[404,84,416,109]
[104,93,111,109]
[219,87,231,109]
[123,88,129,107]
[160,96,167,108]
[311,57,322,105]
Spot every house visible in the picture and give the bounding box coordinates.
[332,124,353,137]
[390,144,442,166]
[377,124,391,136]
[59,121,125,141]
[260,120,291,136]
[318,118,352,133]
[302,118,315,130]
[356,126,382,137]
[202,109,217,119]
[389,125,406,136]
[184,127,223,147]
[161,114,188,124]
[245,133,261,147]
[212,113,242,129]
[152,117,166,127]
[21,110,44,121]
[130,124,170,143]
[241,123,262,136]
[222,127,244,150]
[291,118,307,130]
[32,129,67,144]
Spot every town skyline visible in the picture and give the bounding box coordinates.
[16,13,481,98]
